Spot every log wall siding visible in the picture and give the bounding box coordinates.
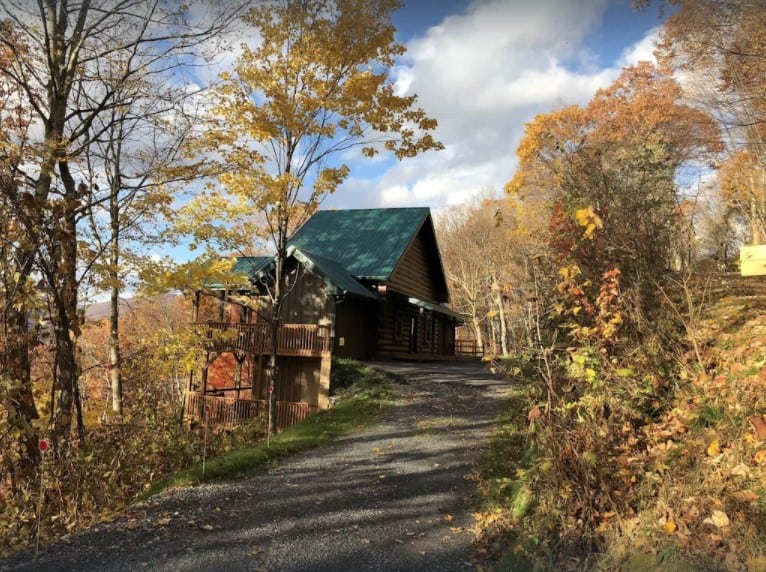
[375,294,456,358]
[376,295,413,355]
[245,355,330,409]
[375,295,432,356]
[282,265,332,324]
[389,230,439,303]
[333,297,376,360]
[275,358,330,409]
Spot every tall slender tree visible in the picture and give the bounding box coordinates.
[0,22,40,480]
[81,58,205,418]
[0,1,244,446]
[181,0,442,431]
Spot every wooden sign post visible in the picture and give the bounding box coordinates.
[35,439,50,557]
[267,385,274,448]
[202,404,210,479]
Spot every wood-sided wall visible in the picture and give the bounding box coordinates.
[333,297,377,360]
[281,263,334,324]
[375,293,456,359]
[389,219,449,304]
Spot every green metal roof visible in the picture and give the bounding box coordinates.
[293,249,377,300]
[232,256,273,279]
[230,252,376,301]
[288,208,430,279]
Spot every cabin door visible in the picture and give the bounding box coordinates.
[408,316,418,353]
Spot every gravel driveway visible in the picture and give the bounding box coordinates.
[2,361,506,572]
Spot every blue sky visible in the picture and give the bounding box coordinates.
[150,0,670,269]
[322,0,669,211]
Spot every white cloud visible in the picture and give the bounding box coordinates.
[617,26,660,67]
[339,0,662,210]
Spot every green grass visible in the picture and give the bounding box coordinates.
[479,384,537,510]
[141,362,390,499]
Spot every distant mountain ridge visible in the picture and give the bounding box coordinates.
[83,293,180,322]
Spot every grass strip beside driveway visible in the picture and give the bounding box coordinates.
[142,365,391,499]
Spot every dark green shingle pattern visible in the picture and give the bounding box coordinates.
[232,256,272,278]
[287,208,429,279]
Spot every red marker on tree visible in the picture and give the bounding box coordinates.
[268,385,274,394]
[38,439,49,453]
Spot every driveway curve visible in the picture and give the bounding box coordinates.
[2,361,506,572]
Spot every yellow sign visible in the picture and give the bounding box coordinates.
[740,245,766,277]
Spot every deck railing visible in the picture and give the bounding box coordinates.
[455,339,484,358]
[184,391,318,430]
[197,322,332,357]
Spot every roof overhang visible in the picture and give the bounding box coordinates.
[407,296,466,323]
[293,249,378,301]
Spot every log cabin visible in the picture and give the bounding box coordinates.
[188,207,463,426]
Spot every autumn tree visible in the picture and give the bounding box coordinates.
[80,56,208,418]
[650,0,766,243]
[716,149,764,245]
[507,63,721,334]
[182,0,442,430]
[437,192,550,356]
[0,23,40,480]
[78,294,193,419]
[0,1,243,447]
[436,202,493,353]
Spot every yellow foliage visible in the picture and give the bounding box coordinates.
[719,150,760,202]
[663,520,677,534]
[574,206,603,239]
[180,0,441,255]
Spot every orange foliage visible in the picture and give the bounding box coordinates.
[719,150,761,203]
[78,295,192,417]
[657,0,766,140]
[506,62,721,297]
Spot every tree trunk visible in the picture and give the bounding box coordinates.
[73,370,85,442]
[471,313,484,353]
[268,245,285,434]
[109,169,123,417]
[489,317,498,356]
[494,289,509,356]
[51,161,81,445]
[52,326,76,444]
[109,292,122,417]
[38,37,79,445]
[1,302,40,481]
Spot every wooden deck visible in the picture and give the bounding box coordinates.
[197,322,332,358]
[184,391,318,430]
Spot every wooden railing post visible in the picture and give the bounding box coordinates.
[193,322,334,358]
[184,390,317,430]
